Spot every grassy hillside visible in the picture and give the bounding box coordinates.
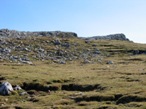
[0,36,146,109]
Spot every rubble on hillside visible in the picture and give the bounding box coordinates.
[0,36,102,64]
[0,29,141,65]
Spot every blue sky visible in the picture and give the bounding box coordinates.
[1,0,146,43]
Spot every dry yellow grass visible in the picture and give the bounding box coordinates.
[0,38,146,109]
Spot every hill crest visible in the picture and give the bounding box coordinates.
[0,29,130,41]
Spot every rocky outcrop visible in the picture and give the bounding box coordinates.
[0,36,102,64]
[0,29,131,64]
[0,29,129,41]
[0,29,78,38]
[85,33,129,41]
[0,82,13,95]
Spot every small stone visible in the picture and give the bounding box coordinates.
[53,39,61,45]
[107,60,114,64]
[4,98,8,102]
[82,59,91,64]
[20,92,28,96]
[14,85,22,90]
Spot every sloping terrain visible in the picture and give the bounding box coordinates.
[0,32,146,109]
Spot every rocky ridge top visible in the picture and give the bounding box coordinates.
[85,33,129,41]
[0,29,133,65]
[0,29,78,38]
[0,29,130,41]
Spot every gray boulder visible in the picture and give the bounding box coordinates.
[0,82,13,95]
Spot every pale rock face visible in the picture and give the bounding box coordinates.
[84,33,129,41]
[0,29,78,38]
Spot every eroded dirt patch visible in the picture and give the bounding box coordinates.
[22,82,59,91]
[74,95,116,102]
[72,93,146,105]
[116,95,146,104]
[21,82,106,93]
[61,84,106,91]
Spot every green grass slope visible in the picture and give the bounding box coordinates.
[0,36,146,109]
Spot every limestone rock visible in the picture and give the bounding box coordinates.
[84,33,129,41]
[0,82,13,95]
[0,29,78,38]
